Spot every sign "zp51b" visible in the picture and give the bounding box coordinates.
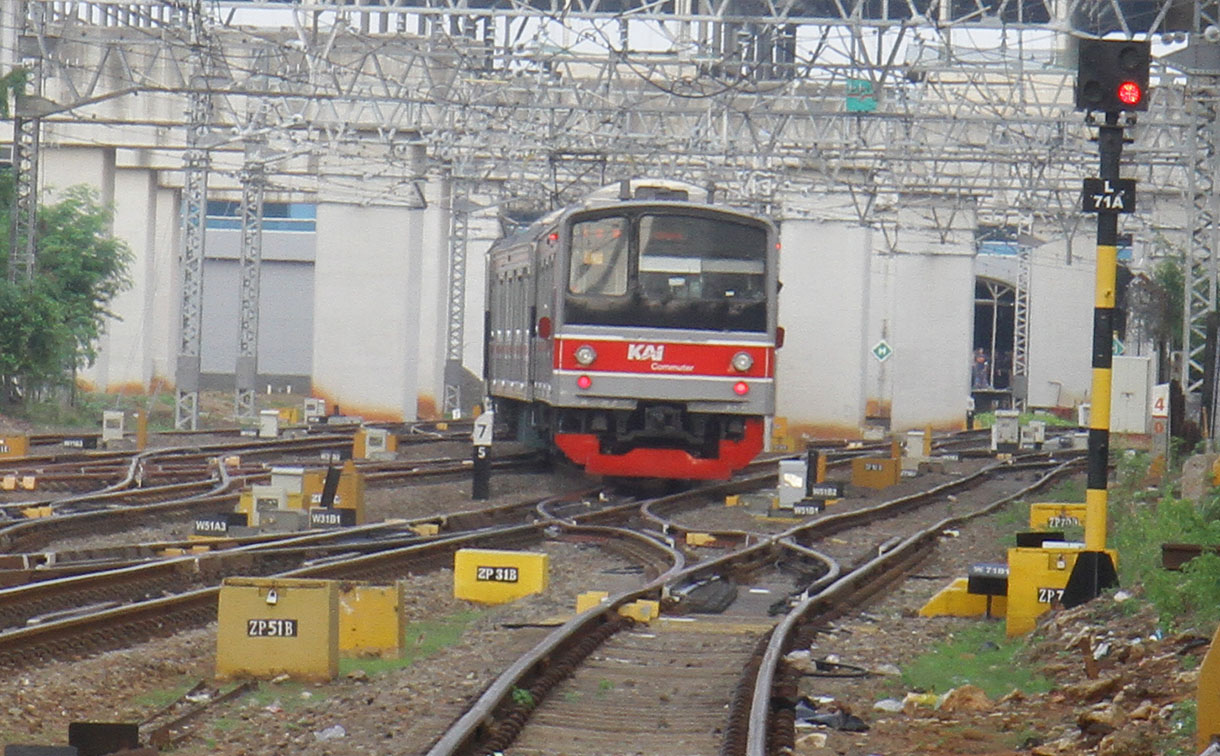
[1081,178,1135,214]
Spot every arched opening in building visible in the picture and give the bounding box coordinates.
[973,277,1015,409]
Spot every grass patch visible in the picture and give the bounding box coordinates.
[901,622,1053,700]
[1040,478,1085,504]
[971,411,1077,430]
[401,610,483,666]
[129,677,200,711]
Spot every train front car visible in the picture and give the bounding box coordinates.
[546,198,778,480]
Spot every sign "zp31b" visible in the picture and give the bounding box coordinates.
[476,566,519,583]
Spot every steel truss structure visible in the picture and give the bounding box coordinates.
[5,0,1220,420]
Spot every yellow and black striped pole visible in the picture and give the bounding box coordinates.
[1063,111,1122,607]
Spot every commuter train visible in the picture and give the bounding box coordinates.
[484,179,780,480]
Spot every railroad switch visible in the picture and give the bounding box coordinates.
[453,548,549,605]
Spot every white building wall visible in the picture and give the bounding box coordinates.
[312,202,424,421]
[1027,236,1095,408]
[884,251,975,431]
[775,219,870,437]
[94,167,161,390]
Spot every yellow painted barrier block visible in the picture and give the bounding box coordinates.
[686,532,716,547]
[1197,622,1220,752]
[338,582,405,659]
[215,577,338,682]
[0,436,29,458]
[851,457,900,489]
[436,422,449,431]
[2,475,15,490]
[223,455,241,468]
[454,548,549,605]
[725,495,742,507]
[618,600,661,623]
[1005,546,1117,637]
[918,578,1008,618]
[20,476,35,491]
[21,506,52,519]
[410,523,440,537]
[278,407,302,424]
[1028,502,1088,531]
[576,591,610,613]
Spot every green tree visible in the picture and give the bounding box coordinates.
[0,175,131,402]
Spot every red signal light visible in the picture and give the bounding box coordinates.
[1116,81,1142,107]
[577,375,592,389]
[733,381,749,396]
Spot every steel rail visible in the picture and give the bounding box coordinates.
[745,456,1085,756]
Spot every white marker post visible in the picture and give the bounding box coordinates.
[472,411,494,500]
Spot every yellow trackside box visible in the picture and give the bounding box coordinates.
[338,582,406,659]
[1028,502,1088,531]
[454,548,549,605]
[618,599,660,623]
[576,591,610,613]
[0,436,29,459]
[353,428,399,459]
[1197,622,1220,753]
[215,577,339,682]
[852,457,900,489]
[919,578,1008,618]
[1005,546,1116,637]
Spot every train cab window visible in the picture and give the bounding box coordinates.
[569,216,628,296]
[639,215,766,303]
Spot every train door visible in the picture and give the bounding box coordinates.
[530,229,557,401]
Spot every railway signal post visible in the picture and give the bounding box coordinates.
[1063,37,1149,607]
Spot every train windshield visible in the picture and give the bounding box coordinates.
[566,213,769,332]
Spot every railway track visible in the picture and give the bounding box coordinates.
[426,451,1081,756]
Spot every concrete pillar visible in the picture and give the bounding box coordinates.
[312,202,424,421]
[776,218,871,437]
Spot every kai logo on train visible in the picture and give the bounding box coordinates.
[626,343,665,361]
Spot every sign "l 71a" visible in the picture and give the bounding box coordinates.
[1081,178,1135,214]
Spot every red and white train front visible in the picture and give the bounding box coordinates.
[487,196,779,480]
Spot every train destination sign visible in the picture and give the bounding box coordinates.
[1081,178,1135,213]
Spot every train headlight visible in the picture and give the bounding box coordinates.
[731,351,754,372]
[575,345,598,366]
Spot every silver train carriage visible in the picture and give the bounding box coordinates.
[485,181,780,479]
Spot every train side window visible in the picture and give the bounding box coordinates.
[569,216,628,296]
